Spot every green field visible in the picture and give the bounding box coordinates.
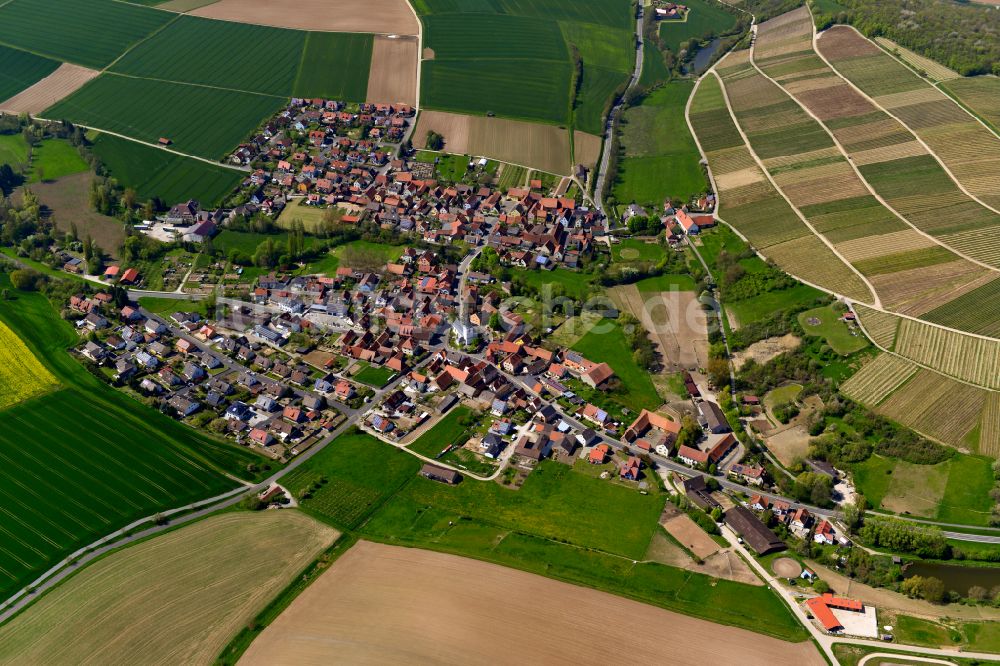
[0,43,59,101]
[613,81,707,207]
[26,139,88,183]
[519,267,597,301]
[728,284,824,326]
[797,305,868,354]
[47,74,285,160]
[572,317,662,411]
[91,134,242,207]
[416,0,633,132]
[281,431,421,529]
[0,274,263,600]
[0,134,29,170]
[293,31,373,100]
[658,0,738,54]
[0,0,172,69]
[408,406,473,458]
[353,363,396,388]
[214,230,319,257]
[612,238,664,263]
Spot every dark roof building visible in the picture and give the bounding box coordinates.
[699,401,731,434]
[420,463,461,484]
[725,506,785,555]
[683,475,721,511]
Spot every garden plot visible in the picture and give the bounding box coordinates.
[840,353,918,406]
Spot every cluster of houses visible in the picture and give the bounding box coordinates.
[69,291,343,458]
[749,494,849,547]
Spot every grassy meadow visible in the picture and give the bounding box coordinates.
[91,133,243,207]
[26,139,89,183]
[613,81,707,207]
[572,317,662,412]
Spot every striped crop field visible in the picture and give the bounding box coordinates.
[922,276,1000,338]
[942,76,1000,133]
[893,318,1000,389]
[0,44,60,103]
[873,37,960,83]
[0,0,172,69]
[818,25,1000,214]
[46,74,285,160]
[877,369,986,449]
[0,321,59,411]
[689,71,872,301]
[982,393,1000,458]
[855,304,900,350]
[840,353,918,406]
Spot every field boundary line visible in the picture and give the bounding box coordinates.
[857,26,1000,144]
[710,60,881,306]
[812,20,1000,220]
[98,70,288,100]
[102,12,182,74]
[747,18,1000,277]
[27,115,250,172]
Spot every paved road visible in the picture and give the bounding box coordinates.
[593,4,644,214]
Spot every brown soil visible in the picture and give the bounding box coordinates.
[796,83,875,121]
[422,47,435,60]
[732,334,801,370]
[366,35,417,106]
[0,63,99,115]
[240,541,821,665]
[573,131,602,169]
[189,0,418,35]
[15,173,124,258]
[817,26,882,59]
[662,514,720,559]
[765,425,811,467]
[609,285,709,371]
[414,110,573,175]
[772,557,803,578]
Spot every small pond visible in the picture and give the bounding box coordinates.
[903,560,1000,597]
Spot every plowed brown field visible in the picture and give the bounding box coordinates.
[366,35,417,105]
[189,0,418,35]
[0,63,98,114]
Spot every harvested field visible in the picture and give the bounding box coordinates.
[0,63,98,115]
[0,511,338,665]
[189,0,419,35]
[240,541,823,666]
[17,173,125,257]
[855,304,900,349]
[840,353,918,406]
[574,131,602,169]
[732,333,801,369]
[413,110,573,174]
[609,285,709,371]
[366,35,418,106]
[766,425,811,467]
[662,514,719,560]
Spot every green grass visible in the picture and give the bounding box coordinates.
[137,296,210,317]
[765,383,802,409]
[727,284,824,326]
[90,133,243,207]
[797,305,868,354]
[938,453,995,526]
[963,622,1000,653]
[0,274,263,600]
[281,431,422,529]
[0,43,60,102]
[893,615,963,648]
[572,317,662,412]
[575,64,629,135]
[612,238,664,263]
[658,0,738,54]
[0,134,29,169]
[353,363,396,388]
[408,406,473,458]
[46,74,285,161]
[498,163,527,189]
[0,0,173,69]
[639,39,669,87]
[292,31,373,100]
[849,454,895,509]
[214,230,318,257]
[614,81,708,206]
[26,139,89,183]
[519,267,596,301]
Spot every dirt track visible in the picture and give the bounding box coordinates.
[240,541,823,666]
[366,36,417,106]
[413,110,573,174]
[0,63,98,114]
[189,0,419,35]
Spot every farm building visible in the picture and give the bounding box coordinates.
[724,506,785,555]
[420,463,461,485]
